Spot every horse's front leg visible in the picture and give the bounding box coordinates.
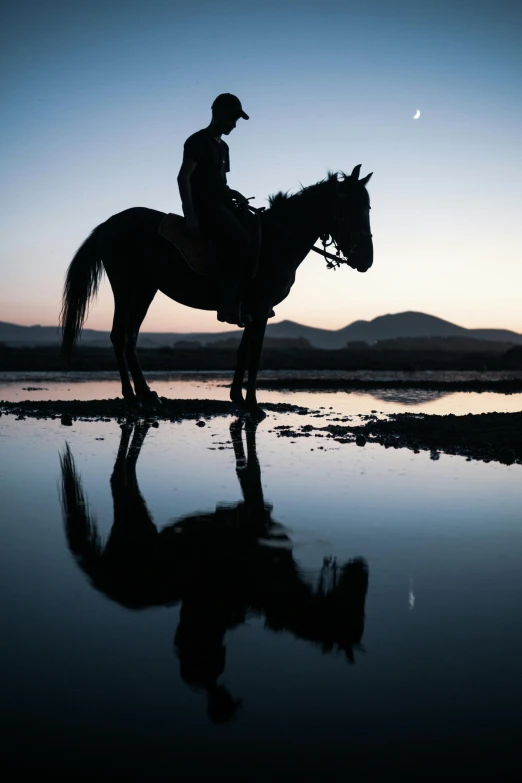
[244,317,267,418]
[230,328,250,405]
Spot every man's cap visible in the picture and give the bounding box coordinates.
[212,93,249,120]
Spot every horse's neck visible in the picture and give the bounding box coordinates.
[266,192,331,273]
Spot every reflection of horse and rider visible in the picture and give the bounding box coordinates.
[60,92,373,414]
[60,420,369,724]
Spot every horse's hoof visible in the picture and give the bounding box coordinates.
[138,391,162,408]
[244,403,266,421]
[230,389,244,406]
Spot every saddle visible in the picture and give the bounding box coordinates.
[159,208,262,280]
[158,213,214,277]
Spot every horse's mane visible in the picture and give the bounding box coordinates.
[267,171,346,213]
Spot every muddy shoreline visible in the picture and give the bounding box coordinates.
[2,396,521,466]
[275,411,522,466]
[0,397,311,423]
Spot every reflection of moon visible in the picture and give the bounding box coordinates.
[413,109,421,119]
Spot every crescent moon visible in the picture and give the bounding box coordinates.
[413,109,420,119]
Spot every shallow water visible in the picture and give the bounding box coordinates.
[1,377,521,777]
[2,370,522,416]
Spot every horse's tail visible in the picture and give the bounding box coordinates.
[59,444,103,578]
[60,225,104,360]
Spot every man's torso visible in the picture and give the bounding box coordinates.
[184,129,230,215]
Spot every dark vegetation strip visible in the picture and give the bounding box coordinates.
[257,378,522,394]
[1,344,522,373]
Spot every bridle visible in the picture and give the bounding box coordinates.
[316,190,373,271]
[245,184,372,271]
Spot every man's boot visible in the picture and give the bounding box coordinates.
[217,278,251,327]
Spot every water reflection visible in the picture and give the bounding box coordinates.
[368,388,450,406]
[60,419,368,723]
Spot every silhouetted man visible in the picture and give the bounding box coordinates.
[177,93,254,326]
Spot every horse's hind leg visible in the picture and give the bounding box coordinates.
[230,328,250,404]
[244,317,267,419]
[126,286,159,405]
[111,296,135,403]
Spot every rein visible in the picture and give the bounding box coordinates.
[314,234,351,269]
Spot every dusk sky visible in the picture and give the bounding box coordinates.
[2,0,521,334]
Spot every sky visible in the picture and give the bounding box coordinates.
[1,0,521,334]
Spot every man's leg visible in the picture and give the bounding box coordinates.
[205,205,252,325]
[233,207,275,318]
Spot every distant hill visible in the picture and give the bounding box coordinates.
[1,311,521,349]
[338,312,522,348]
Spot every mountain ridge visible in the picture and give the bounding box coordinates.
[1,312,521,349]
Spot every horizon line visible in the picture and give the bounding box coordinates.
[2,310,521,336]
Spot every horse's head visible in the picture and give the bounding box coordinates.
[330,166,373,273]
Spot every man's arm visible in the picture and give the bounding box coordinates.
[177,155,200,236]
[222,144,247,205]
[228,189,249,206]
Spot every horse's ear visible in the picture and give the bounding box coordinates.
[360,172,373,186]
[350,164,362,180]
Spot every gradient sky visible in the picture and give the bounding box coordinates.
[1,0,521,334]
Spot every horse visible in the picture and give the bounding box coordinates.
[60,418,369,723]
[60,166,373,417]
